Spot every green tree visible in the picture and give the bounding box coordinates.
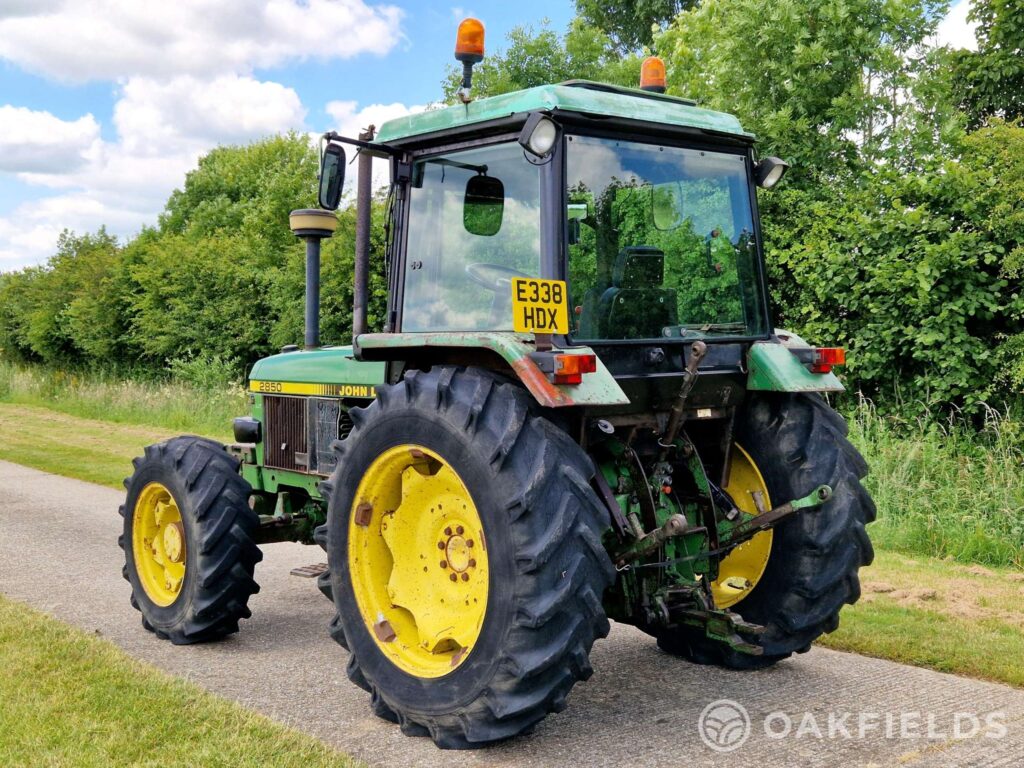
[951,0,1024,129]
[0,229,125,364]
[657,0,946,180]
[769,121,1024,409]
[160,133,319,255]
[574,0,694,51]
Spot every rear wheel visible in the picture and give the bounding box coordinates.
[120,437,262,644]
[321,367,614,748]
[657,392,875,668]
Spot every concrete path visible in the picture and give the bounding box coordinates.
[1,459,1022,767]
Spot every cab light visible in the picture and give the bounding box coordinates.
[640,56,667,93]
[811,347,846,374]
[554,353,597,385]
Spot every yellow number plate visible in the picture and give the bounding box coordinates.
[511,277,569,334]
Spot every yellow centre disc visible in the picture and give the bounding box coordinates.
[132,482,187,607]
[348,445,489,678]
[445,536,471,572]
[711,444,774,609]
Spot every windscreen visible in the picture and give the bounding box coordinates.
[401,141,541,332]
[566,134,767,341]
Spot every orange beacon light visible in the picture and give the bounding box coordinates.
[455,17,485,63]
[455,18,486,102]
[640,56,667,93]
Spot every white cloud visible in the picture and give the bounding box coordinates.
[114,76,307,155]
[0,0,404,82]
[0,73,312,270]
[0,106,101,174]
[936,0,979,51]
[0,192,155,269]
[0,0,417,269]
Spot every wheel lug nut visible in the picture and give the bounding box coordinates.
[468,559,476,568]
[456,525,464,535]
[466,539,474,548]
[461,573,469,581]
[449,573,458,582]
[444,526,453,536]
[437,541,445,549]
[440,560,448,569]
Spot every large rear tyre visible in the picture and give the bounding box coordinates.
[321,367,614,748]
[119,436,262,644]
[657,392,875,668]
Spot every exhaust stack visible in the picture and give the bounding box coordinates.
[289,209,338,349]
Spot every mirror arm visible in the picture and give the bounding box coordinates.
[322,131,400,157]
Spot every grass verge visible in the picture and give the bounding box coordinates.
[849,400,1024,569]
[820,549,1024,687]
[0,403,190,487]
[0,595,362,768]
[0,359,245,436]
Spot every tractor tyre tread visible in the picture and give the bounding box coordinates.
[325,367,614,748]
[120,436,261,645]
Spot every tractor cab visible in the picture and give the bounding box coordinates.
[317,71,820,420]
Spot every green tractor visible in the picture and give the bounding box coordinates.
[120,19,874,750]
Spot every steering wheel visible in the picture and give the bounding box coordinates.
[465,263,532,292]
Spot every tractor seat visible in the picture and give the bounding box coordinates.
[597,246,678,339]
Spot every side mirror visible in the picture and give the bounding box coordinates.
[464,174,504,236]
[567,202,588,246]
[318,142,346,210]
[652,182,685,231]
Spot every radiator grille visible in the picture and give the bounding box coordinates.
[264,395,307,471]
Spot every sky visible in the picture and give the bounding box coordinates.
[0,0,977,271]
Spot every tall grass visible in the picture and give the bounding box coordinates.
[847,397,1024,569]
[0,359,245,437]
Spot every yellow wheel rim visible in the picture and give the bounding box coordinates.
[348,444,489,678]
[132,482,187,607]
[711,444,773,609]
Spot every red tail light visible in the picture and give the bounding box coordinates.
[553,353,597,385]
[811,347,846,374]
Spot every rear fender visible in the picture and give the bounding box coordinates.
[356,331,629,408]
[747,333,844,393]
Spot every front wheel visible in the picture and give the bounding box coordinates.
[322,367,614,748]
[119,436,262,644]
[657,392,875,668]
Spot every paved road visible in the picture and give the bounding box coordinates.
[1,459,1022,767]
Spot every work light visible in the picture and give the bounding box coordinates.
[518,113,558,158]
[754,156,790,188]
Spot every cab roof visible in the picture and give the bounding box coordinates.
[375,81,753,145]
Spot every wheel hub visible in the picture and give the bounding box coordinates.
[131,482,187,607]
[163,521,185,564]
[443,532,474,573]
[711,444,773,608]
[348,445,489,678]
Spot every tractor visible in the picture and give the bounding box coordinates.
[120,18,874,749]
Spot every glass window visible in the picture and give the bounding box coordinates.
[566,134,766,341]
[401,142,541,332]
